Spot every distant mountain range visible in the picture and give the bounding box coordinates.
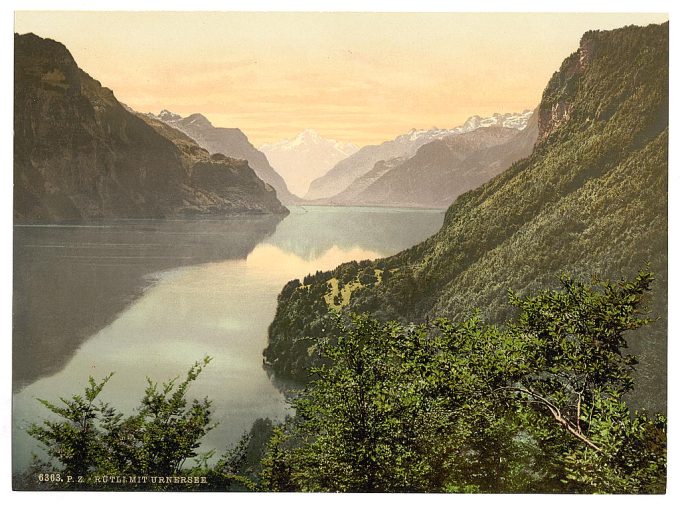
[265,22,669,414]
[260,129,358,196]
[304,111,533,201]
[327,116,538,208]
[148,110,298,204]
[14,33,288,221]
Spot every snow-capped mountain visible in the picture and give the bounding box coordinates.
[260,129,358,196]
[155,109,183,123]
[305,110,533,200]
[396,110,533,144]
[328,112,539,208]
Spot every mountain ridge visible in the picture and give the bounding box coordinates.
[14,33,288,220]
[264,22,668,412]
[304,110,533,200]
[148,110,299,204]
[327,116,538,208]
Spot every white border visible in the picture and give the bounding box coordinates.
[1,2,676,509]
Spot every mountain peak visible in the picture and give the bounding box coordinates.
[159,109,180,119]
[294,129,323,143]
[153,110,213,128]
[260,130,359,196]
[458,111,533,133]
[183,113,213,128]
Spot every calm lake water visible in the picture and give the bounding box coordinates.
[12,206,444,472]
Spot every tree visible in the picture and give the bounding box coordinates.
[281,315,459,492]
[267,271,666,493]
[259,424,298,492]
[24,271,666,493]
[26,357,216,490]
[501,270,655,453]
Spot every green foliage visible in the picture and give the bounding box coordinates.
[25,357,222,490]
[287,315,459,492]
[562,395,667,493]
[21,358,284,492]
[22,271,666,493]
[264,271,665,493]
[28,373,115,479]
[259,425,298,492]
[503,271,655,440]
[265,23,668,414]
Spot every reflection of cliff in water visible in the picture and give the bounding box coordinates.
[13,216,283,391]
[269,206,445,261]
[264,363,304,402]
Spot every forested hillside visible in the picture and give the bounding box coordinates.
[22,274,667,493]
[265,23,668,412]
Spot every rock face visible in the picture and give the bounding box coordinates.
[265,22,668,411]
[140,114,289,215]
[14,33,288,221]
[328,115,538,208]
[150,110,299,204]
[304,111,533,201]
[260,129,358,196]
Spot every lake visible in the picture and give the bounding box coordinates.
[12,206,445,472]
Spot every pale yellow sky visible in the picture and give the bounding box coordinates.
[14,12,668,146]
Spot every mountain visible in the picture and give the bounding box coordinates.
[264,23,668,411]
[259,129,358,196]
[149,110,298,204]
[304,111,533,200]
[14,33,288,220]
[329,116,538,208]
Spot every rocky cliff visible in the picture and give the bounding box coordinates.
[150,110,299,205]
[14,33,288,221]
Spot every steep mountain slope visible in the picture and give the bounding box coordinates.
[260,129,358,196]
[14,33,287,220]
[304,111,533,200]
[265,23,668,411]
[329,157,406,202]
[150,110,298,204]
[140,114,288,215]
[330,117,538,208]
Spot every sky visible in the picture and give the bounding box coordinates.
[3,5,679,507]
[14,11,669,147]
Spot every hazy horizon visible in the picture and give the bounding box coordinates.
[14,12,668,147]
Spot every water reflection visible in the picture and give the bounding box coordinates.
[12,206,444,473]
[270,205,444,260]
[13,216,283,390]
